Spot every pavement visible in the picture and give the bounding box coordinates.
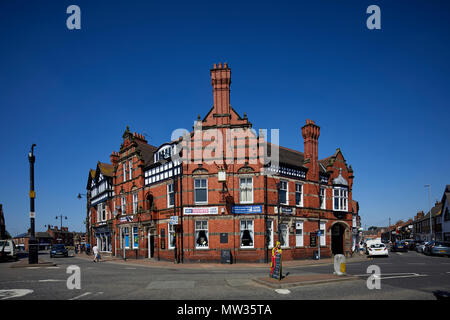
[71,251,367,286]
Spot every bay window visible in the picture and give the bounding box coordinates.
[333,187,348,211]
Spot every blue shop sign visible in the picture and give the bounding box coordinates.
[232,205,263,214]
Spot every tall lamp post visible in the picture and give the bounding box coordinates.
[77,193,90,246]
[28,144,38,264]
[425,185,432,241]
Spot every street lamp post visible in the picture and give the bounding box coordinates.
[56,214,68,230]
[28,144,38,264]
[425,185,432,241]
[77,193,90,246]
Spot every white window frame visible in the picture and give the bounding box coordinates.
[123,162,127,182]
[296,221,304,247]
[279,180,288,205]
[239,177,253,204]
[195,220,209,249]
[194,178,208,204]
[279,223,289,248]
[320,222,326,246]
[267,220,274,249]
[333,187,348,212]
[132,193,138,214]
[129,159,133,180]
[121,195,126,215]
[101,203,107,221]
[123,227,130,249]
[295,183,303,207]
[168,224,175,250]
[167,183,175,208]
[240,219,254,248]
[96,203,101,223]
[320,187,326,209]
[132,226,139,249]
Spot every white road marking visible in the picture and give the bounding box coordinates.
[69,292,92,300]
[275,289,291,295]
[396,253,403,256]
[46,267,60,269]
[39,279,65,282]
[0,289,33,300]
[26,267,40,269]
[353,272,428,280]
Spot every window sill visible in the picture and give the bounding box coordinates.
[239,246,255,250]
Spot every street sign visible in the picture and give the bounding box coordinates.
[271,253,282,280]
[317,230,321,236]
[170,216,179,225]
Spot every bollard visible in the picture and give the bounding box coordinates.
[333,254,346,276]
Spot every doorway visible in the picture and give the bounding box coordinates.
[331,223,345,255]
[148,232,155,258]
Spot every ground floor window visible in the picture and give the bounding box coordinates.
[266,220,274,248]
[240,220,254,248]
[96,233,111,252]
[124,227,130,249]
[279,224,289,247]
[132,226,139,249]
[195,220,208,248]
[320,222,326,246]
[168,224,176,249]
[295,221,303,247]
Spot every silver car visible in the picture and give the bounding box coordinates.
[416,241,427,253]
[423,241,450,257]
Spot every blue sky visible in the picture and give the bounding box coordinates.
[1,0,449,236]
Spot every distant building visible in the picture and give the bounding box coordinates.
[13,231,53,251]
[414,201,443,242]
[440,185,450,241]
[46,225,74,245]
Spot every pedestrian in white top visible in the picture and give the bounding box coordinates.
[93,245,99,262]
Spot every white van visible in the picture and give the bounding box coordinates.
[0,239,18,261]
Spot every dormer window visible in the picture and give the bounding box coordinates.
[154,145,173,162]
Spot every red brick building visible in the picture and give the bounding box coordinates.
[86,63,358,263]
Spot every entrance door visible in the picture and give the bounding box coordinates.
[148,233,155,258]
[331,224,344,255]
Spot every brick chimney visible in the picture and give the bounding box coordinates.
[302,119,320,180]
[110,151,119,166]
[210,63,231,125]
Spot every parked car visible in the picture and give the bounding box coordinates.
[0,239,18,261]
[415,241,427,253]
[403,239,415,250]
[391,241,408,252]
[367,242,389,257]
[423,241,450,257]
[50,244,68,258]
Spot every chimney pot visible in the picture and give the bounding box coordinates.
[218,63,222,68]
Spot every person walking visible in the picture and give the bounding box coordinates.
[93,244,99,262]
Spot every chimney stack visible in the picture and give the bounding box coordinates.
[110,151,119,166]
[302,119,320,180]
[210,62,231,125]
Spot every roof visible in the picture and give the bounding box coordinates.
[420,202,443,221]
[136,140,158,167]
[98,162,114,177]
[14,232,52,239]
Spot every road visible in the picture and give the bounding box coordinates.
[0,250,449,300]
